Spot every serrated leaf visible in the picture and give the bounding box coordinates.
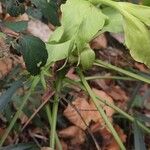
[19,35,48,75]
[133,121,146,150]
[4,21,28,32]
[80,48,95,69]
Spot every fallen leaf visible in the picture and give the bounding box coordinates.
[102,125,126,150]
[63,98,92,130]
[107,85,128,102]
[134,62,149,73]
[59,126,86,145]
[90,88,115,124]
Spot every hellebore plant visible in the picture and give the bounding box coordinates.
[1,0,150,149]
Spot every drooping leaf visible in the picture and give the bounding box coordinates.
[6,0,25,17]
[123,13,150,66]
[4,21,28,32]
[19,35,48,75]
[0,80,23,113]
[80,48,95,69]
[133,121,146,150]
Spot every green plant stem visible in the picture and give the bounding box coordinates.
[45,104,62,150]
[79,75,135,81]
[50,80,62,149]
[0,76,40,146]
[95,97,150,134]
[78,69,126,150]
[94,60,150,84]
[64,77,150,133]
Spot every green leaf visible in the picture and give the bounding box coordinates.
[120,2,150,26]
[101,7,123,33]
[133,121,146,150]
[6,0,25,17]
[46,40,73,63]
[142,0,150,6]
[31,0,60,26]
[61,0,107,42]
[0,80,23,113]
[122,12,150,66]
[80,48,95,69]
[19,35,48,75]
[4,21,28,32]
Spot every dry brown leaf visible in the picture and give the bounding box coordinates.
[27,19,53,42]
[90,88,115,124]
[134,62,149,73]
[107,85,128,102]
[101,125,126,150]
[91,34,107,49]
[63,98,92,130]
[59,126,86,145]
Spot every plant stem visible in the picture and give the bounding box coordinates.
[50,79,62,149]
[94,60,150,84]
[45,104,62,150]
[95,97,150,134]
[0,76,40,146]
[78,69,126,150]
[65,77,150,134]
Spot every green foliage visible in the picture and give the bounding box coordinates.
[6,0,25,17]
[80,47,95,69]
[31,0,60,26]
[4,21,28,32]
[19,35,48,75]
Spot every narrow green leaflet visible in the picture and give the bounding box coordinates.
[80,48,95,69]
[19,35,48,75]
